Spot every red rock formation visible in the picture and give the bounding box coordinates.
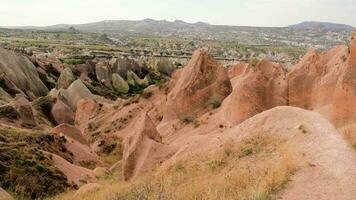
[52,124,101,166]
[75,99,98,133]
[221,59,288,126]
[51,99,75,125]
[163,49,232,121]
[52,124,88,145]
[348,32,356,65]
[13,95,37,128]
[122,113,171,180]
[288,35,356,128]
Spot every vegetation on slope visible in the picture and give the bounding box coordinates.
[0,125,74,199]
[52,132,298,200]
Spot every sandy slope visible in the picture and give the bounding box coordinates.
[160,106,356,199]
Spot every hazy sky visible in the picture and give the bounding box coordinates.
[0,0,355,27]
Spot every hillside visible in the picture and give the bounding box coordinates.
[289,21,355,31]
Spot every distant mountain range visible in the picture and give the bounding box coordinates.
[1,19,354,49]
[288,21,355,31]
[3,19,355,33]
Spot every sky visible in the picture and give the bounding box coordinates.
[0,0,355,27]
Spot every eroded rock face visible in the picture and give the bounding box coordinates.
[59,79,93,111]
[13,95,37,128]
[112,73,129,94]
[51,99,75,125]
[95,62,111,85]
[52,124,88,145]
[348,32,356,65]
[221,59,288,126]
[164,49,232,121]
[287,40,356,128]
[52,124,101,166]
[0,48,48,99]
[126,70,149,87]
[112,58,132,78]
[48,153,96,187]
[57,67,75,89]
[287,49,327,109]
[75,99,98,133]
[122,113,163,180]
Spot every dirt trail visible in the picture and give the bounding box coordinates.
[160,106,356,199]
[276,110,356,200]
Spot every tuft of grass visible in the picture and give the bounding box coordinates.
[179,115,195,124]
[208,96,222,109]
[99,138,124,166]
[341,127,356,149]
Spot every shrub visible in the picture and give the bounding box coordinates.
[0,105,18,120]
[341,55,347,62]
[208,96,222,109]
[179,115,195,124]
[32,96,56,124]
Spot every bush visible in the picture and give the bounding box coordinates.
[179,115,195,124]
[32,96,56,124]
[208,96,222,109]
[0,105,18,120]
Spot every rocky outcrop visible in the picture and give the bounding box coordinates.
[48,153,95,187]
[95,62,111,85]
[148,58,175,76]
[52,124,88,145]
[287,37,356,128]
[0,48,48,99]
[112,58,131,78]
[348,32,356,65]
[75,99,98,133]
[111,73,129,94]
[112,58,147,78]
[163,49,232,121]
[59,80,93,111]
[123,113,168,180]
[57,67,75,89]
[51,99,75,125]
[52,124,101,166]
[126,70,149,87]
[13,95,37,127]
[287,49,327,109]
[221,59,288,126]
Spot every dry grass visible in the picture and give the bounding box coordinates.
[341,126,356,149]
[51,132,298,200]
